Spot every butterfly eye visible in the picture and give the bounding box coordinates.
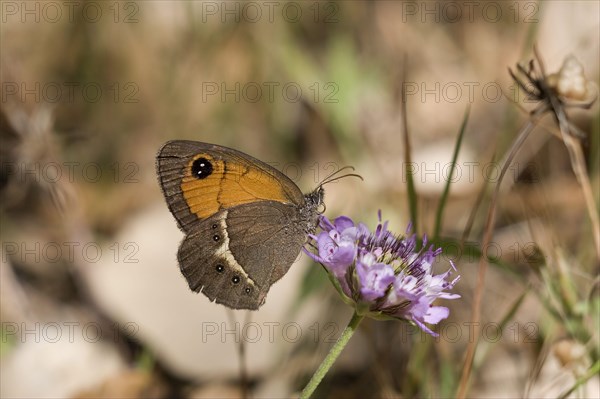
[192,157,213,179]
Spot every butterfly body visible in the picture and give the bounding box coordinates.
[156,141,323,310]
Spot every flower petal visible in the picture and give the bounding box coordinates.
[423,306,449,324]
[333,216,355,231]
[357,262,395,301]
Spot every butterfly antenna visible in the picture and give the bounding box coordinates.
[318,166,363,187]
[319,165,353,183]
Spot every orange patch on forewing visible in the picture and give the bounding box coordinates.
[181,154,294,220]
[181,154,225,219]
[234,167,291,202]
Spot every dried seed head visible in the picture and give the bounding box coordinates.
[548,55,594,101]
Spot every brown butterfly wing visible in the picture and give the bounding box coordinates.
[177,202,307,310]
[156,140,304,233]
[156,140,312,310]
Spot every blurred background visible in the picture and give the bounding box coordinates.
[1,1,599,398]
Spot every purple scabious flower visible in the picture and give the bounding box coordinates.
[304,212,460,336]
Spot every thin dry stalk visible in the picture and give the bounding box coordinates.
[457,117,537,398]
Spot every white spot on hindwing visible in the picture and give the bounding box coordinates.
[215,210,256,288]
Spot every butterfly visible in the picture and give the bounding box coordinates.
[156,141,358,310]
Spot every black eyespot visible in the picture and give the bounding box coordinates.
[212,224,218,229]
[191,157,213,179]
[215,264,225,273]
[232,276,240,284]
[213,235,220,242]
[244,287,252,295]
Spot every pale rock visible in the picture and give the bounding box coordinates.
[83,203,322,381]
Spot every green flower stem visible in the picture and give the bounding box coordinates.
[300,312,364,399]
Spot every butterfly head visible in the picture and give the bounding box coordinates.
[301,167,362,234]
[305,186,325,211]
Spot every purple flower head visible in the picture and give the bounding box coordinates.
[306,212,460,336]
